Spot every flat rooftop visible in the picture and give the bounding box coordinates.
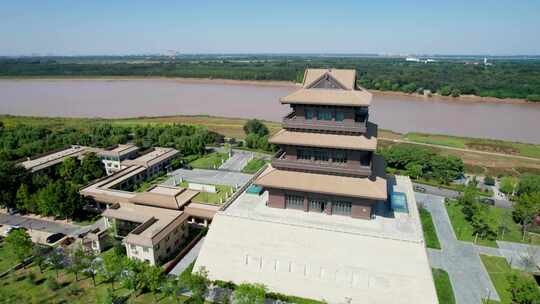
[21,145,88,172]
[99,144,139,156]
[104,202,188,247]
[123,147,178,168]
[194,176,437,304]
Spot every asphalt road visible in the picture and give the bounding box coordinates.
[219,151,253,172]
[0,213,80,235]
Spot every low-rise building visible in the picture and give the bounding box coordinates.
[97,144,139,175]
[20,145,89,173]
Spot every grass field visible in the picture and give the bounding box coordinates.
[405,132,540,159]
[189,152,229,169]
[0,253,193,304]
[179,181,233,205]
[480,255,514,304]
[432,268,456,304]
[419,208,442,249]
[446,201,540,248]
[241,158,269,173]
[0,243,17,274]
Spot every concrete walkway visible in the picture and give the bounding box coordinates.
[169,237,206,276]
[219,151,253,172]
[416,193,500,304]
[496,241,540,272]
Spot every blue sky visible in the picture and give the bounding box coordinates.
[1,0,539,55]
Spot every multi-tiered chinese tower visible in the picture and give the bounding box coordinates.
[255,68,387,219]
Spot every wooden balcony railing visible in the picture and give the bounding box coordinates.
[282,112,367,133]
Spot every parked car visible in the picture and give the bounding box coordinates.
[46,233,66,244]
[481,198,495,206]
[7,208,20,215]
[414,185,426,193]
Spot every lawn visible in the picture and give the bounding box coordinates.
[241,158,269,174]
[480,255,515,304]
[189,152,229,169]
[180,181,233,205]
[419,208,441,249]
[0,258,192,304]
[432,268,456,304]
[446,201,540,248]
[0,242,17,274]
[134,173,169,192]
[405,132,540,159]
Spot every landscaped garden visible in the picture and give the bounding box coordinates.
[419,208,441,249]
[446,200,540,248]
[189,152,229,169]
[241,158,269,174]
[432,268,455,304]
[480,254,540,304]
[0,242,17,274]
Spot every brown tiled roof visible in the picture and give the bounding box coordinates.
[303,69,356,90]
[129,186,199,210]
[280,88,372,107]
[184,203,220,220]
[269,129,377,151]
[255,165,387,200]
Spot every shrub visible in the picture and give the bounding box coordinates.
[484,176,495,186]
[526,94,540,102]
[451,88,461,97]
[46,277,60,291]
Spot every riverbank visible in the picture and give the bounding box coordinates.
[2,76,537,104]
[2,114,540,176]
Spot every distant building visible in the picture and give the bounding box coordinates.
[20,145,89,173]
[97,144,139,175]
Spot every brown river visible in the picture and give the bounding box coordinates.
[1,79,539,144]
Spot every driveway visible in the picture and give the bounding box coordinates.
[414,182,512,209]
[219,151,253,172]
[163,168,252,187]
[416,193,500,304]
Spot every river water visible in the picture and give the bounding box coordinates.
[1,79,539,144]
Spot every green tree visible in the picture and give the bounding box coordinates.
[4,228,33,264]
[438,86,452,96]
[483,176,495,186]
[80,152,105,183]
[450,88,461,97]
[405,163,423,179]
[513,192,540,240]
[245,133,260,149]
[141,265,164,299]
[243,119,269,137]
[233,283,267,304]
[59,157,79,181]
[82,250,100,287]
[182,267,210,302]
[500,176,517,195]
[517,174,540,196]
[33,246,48,273]
[15,183,33,213]
[47,248,65,279]
[121,259,145,296]
[68,246,88,281]
[100,250,125,290]
[507,271,540,304]
[0,160,29,209]
[161,276,184,304]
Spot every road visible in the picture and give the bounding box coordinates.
[413,182,513,209]
[163,168,252,187]
[0,213,81,235]
[417,193,500,304]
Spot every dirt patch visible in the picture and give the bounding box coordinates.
[466,142,520,155]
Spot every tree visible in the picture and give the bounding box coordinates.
[513,192,540,240]
[59,157,79,181]
[438,86,452,96]
[405,163,423,179]
[82,251,100,287]
[141,265,164,299]
[500,176,517,195]
[100,250,124,290]
[517,174,540,196]
[68,246,88,281]
[233,283,267,304]
[182,267,210,302]
[80,152,105,183]
[33,246,48,273]
[243,119,269,137]
[0,160,29,209]
[121,259,145,296]
[47,248,65,279]
[161,276,184,304]
[484,176,495,186]
[4,228,33,264]
[507,271,540,304]
[15,183,33,212]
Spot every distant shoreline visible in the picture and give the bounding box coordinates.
[0,75,535,104]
